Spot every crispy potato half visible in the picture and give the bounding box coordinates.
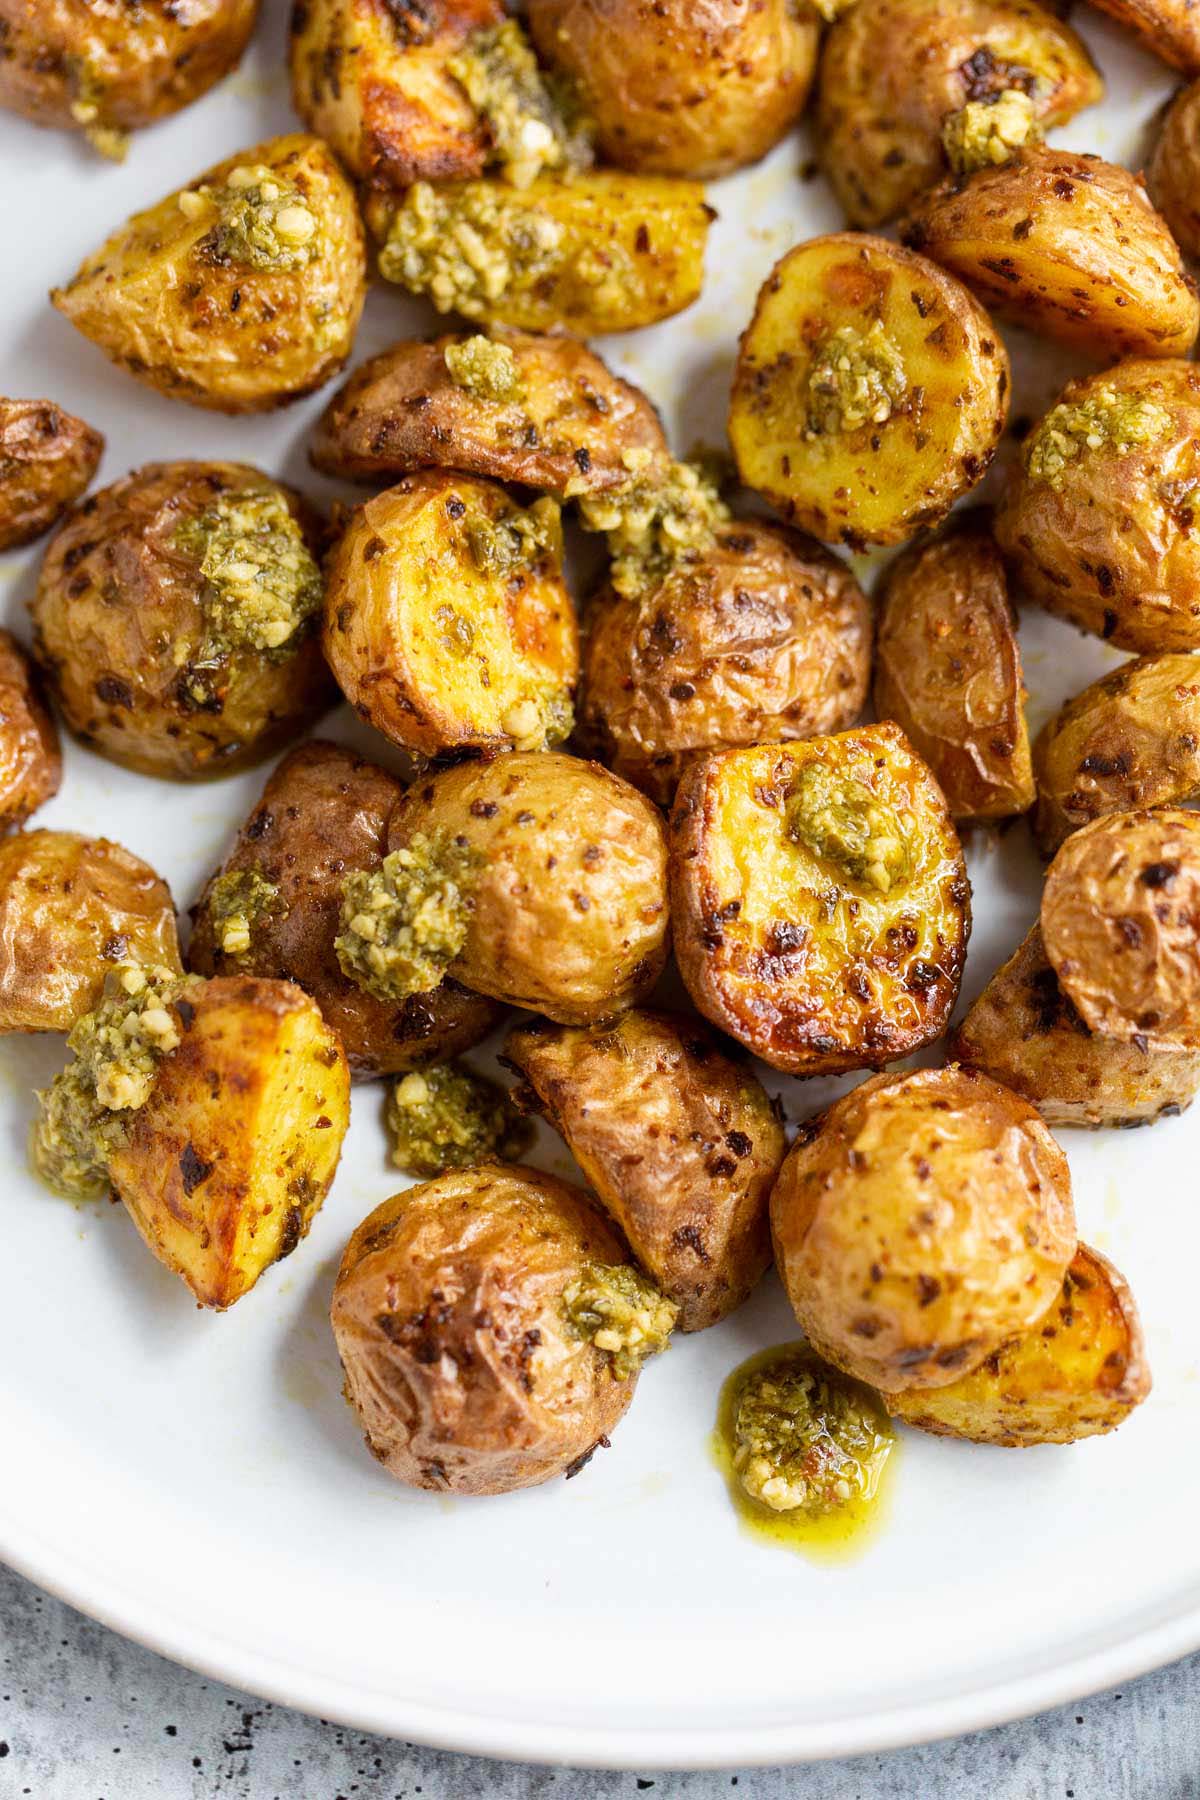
[578,520,872,807]
[322,471,577,758]
[0,630,61,832]
[669,724,970,1076]
[503,1010,783,1331]
[771,1065,1077,1393]
[310,330,668,497]
[1087,0,1200,74]
[1149,79,1200,260]
[0,398,103,551]
[52,133,366,413]
[729,234,1009,547]
[873,518,1033,822]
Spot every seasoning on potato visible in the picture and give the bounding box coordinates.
[1149,79,1200,260]
[728,233,1009,547]
[0,398,103,551]
[0,630,61,832]
[331,1163,676,1494]
[51,134,366,412]
[770,1065,1077,1393]
[31,461,336,781]
[668,723,971,1076]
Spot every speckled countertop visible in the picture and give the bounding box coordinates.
[1,1563,1197,1799]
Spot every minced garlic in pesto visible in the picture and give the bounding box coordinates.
[444,335,523,403]
[1024,386,1173,489]
[578,455,730,598]
[174,484,323,659]
[66,59,129,160]
[185,163,320,271]
[204,870,283,958]
[563,1263,678,1379]
[941,89,1040,175]
[375,180,567,318]
[785,761,913,895]
[448,18,593,189]
[731,1348,893,1516]
[385,1061,532,1178]
[805,321,908,439]
[335,832,479,1001]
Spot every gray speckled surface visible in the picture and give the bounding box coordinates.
[1,1563,1198,1798]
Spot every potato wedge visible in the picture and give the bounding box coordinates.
[728,233,1009,547]
[668,723,971,1076]
[1087,0,1200,75]
[1149,79,1200,260]
[0,630,61,832]
[0,398,103,551]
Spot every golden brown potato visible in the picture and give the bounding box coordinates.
[668,724,970,1077]
[817,0,1103,228]
[1040,807,1200,1047]
[728,233,1009,548]
[364,171,711,336]
[0,829,180,1034]
[1149,80,1200,259]
[310,330,668,496]
[902,147,1199,361]
[950,924,1200,1127]
[995,359,1200,653]
[526,0,817,180]
[887,1244,1150,1443]
[0,631,61,832]
[1032,655,1200,857]
[322,472,577,758]
[873,518,1033,823]
[503,1010,784,1331]
[331,1163,663,1494]
[0,398,103,551]
[387,753,669,1024]
[577,520,872,807]
[52,134,366,413]
[187,740,502,1078]
[109,975,350,1309]
[31,461,336,781]
[1086,0,1200,74]
[770,1065,1076,1393]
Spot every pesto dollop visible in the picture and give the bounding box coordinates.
[385,1061,532,1178]
[785,761,914,895]
[187,163,320,271]
[376,180,567,318]
[730,1347,893,1516]
[805,322,908,438]
[204,870,283,958]
[1024,386,1173,489]
[174,482,323,664]
[465,492,561,581]
[578,455,730,598]
[443,334,523,403]
[448,18,593,189]
[563,1262,678,1378]
[941,89,1040,175]
[335,832,479,1001]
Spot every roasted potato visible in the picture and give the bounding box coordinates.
[310,330,668,497]
[1086,0,1200,75]
[728,234,1009,548]
[30,461,336,781]
[668,724,970,1077]
[322,472,577,758]
[950,924,1200,1127]
[902,147,1199,361]
[1040,807,1200,1047]
[816,0,1102,229]
[873,518,1033,822]
[887,1244,1150,1443]
[0,398,103,551]
[0,630,61,832]
[364,171,711,336]
[995,360,1200,653]
[108,976,350,1308]
[770,1065,1076,1393]
[503,1010,784,1331]
[331,1162,674,1493]
[526,0,817,180]
[577,520,872,807]
[187,741,502,1078]
[1149,80,1200,260]
[51,134,366,413]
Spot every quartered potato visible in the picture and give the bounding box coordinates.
[1087,0,1200,74]
[668,723,971,1077]
[728,234,1009,547]
[816,0,1102,228]
[0,398,103,551]
[0,630,61,832]
[951,924,1200,1127]
[503,1010,784,1331]
[578,520,872,807]
[310,330,668,497]
[1149,79,1200,259]
[903,147,1199,361]
[322,471,577,758]
[995,359,1200,653]
[52,134,366,413]
[888,1245,1150,1443]
[873,518,1033,822]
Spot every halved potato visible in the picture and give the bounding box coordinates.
[1149,79,1200,259]
[0,630,61,833]
[1086,0,1200,74]
[0,398,103,550]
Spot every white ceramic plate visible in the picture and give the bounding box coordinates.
[1,6,1197,1769]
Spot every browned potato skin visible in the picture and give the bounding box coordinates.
[0,399,103,551]
[887,1244,1151,1443]
[817,0,1103,229]
[187,740,502,1079]
[1088,0,1200,75]
[1149,81,1200,259]
[995,360,1200,654]
[0,631,61,832]
[950,923,1200,1127]
[873,520,1033,823]
[770,1065,1077,1393]
[310,331,669,496]
[902,148,1200,361]
[30,462,336,782]
[578,521,872,808]
[331,1163,637,1494]
[389,753,669,1025]
[0,829,181,1034]
[527,0,817,180]
[503,1010,783,1331]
